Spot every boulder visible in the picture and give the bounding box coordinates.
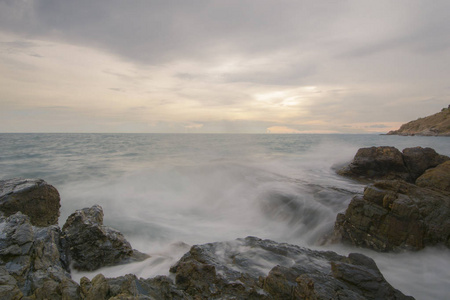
[61,205,148,271]
[0,178,60,226]
[0,212,79,298]
[337,146,410,181]
[170,236,413,299]
[416,161,450,192]
[402,147,449,181]
[334,180,450,251]
[337,146,449,183]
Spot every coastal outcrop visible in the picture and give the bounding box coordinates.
[0,177,415,299]
[335,146,450,251]
[337,146,449,182]
[334,180,450,251]
[387,105,450,136]
[0,178,60,227]
[169,236,413,299]
[0,212,80,299]
[62,205,149,271]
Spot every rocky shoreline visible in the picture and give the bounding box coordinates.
[1,145,449,299]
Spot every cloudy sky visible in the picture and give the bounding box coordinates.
[1,0,449,133]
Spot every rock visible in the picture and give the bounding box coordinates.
[416,161,450,192]
[402,147,449,181]
[337,146,410,181]
[334,180,450,251]
[0,212,79,298]
[79,273,187,300]
[337,146,449,183]
[61,205,149,271]
[0,266,23,299]
[0,178,60,227]
[170,236,413,299]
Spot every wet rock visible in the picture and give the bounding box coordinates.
[170,236,413,299]
[334,180,450,251]
[0,178,60,226]
[416,160,450,192]
[61,205,149,271]
[0,212,79,298]
[337,146,410,182]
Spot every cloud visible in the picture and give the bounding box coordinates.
[0,1,449,133]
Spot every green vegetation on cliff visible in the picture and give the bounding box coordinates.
[387,105,450,136]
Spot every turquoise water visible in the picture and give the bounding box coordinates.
[1,133,449,299]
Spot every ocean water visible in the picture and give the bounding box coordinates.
[1,133,449,299]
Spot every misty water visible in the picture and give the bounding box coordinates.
[1,133,449,299]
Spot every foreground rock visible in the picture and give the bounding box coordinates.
[337,146,448,182]
[334,180,450,251]
[0,178,60,226]
[169,236,413,299]
[387,105,450,136]
[0,212,80,299]
[75,237,414,299]
[62,205,148,271]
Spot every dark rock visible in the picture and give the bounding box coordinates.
[337,147,410,181]
[338,146,449,183]
[402,147,449,181]
[416,160,450,192]
[170,236,413,299]
[0,178,60,227]
[79,273,188,300]
[0,212,79,298]
[61,205,149,271]
[334,180,450,251]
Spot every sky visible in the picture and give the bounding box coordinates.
[0,0,449,133]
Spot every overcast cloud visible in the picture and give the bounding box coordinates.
[1,0,449,133]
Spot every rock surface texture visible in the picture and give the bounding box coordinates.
[61,205,148,271]
[0,212,80,299]
[337,146,449,182]
[387,105,450,136]
[416,160,450,192]
[0,178,60,227]
[169,236,413,299]
[334,179,450,251]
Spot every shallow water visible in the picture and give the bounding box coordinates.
[1,133,449,299]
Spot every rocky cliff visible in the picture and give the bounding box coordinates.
[387,105,450,136]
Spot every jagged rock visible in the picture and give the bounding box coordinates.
[170,236,413,299]
[61,205,149,271]
[0,266,23,299]
[0,178,60,226]
[337,146,410,181]
[416,161,450,192]
[79,273,187,300]
[0,212,79,298]
[334,180,450,251]
[402,147,449,181]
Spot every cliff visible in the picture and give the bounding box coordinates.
[387,105,450,136]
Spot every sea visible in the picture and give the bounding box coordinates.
[1,133,449,299]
